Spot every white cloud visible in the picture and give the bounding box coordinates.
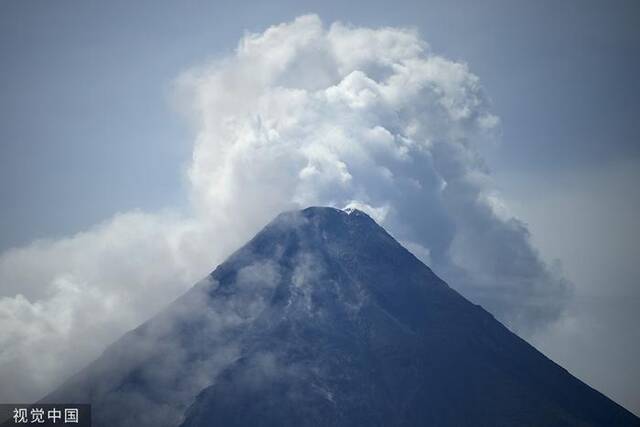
[0,14,568,402]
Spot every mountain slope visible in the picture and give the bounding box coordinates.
[45,207,639,426]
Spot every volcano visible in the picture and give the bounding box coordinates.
[44,207,639,426]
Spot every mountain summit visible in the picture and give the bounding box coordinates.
[45,207,638,426]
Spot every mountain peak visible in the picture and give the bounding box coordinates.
[272,206,376,229]
[45,207,639,427]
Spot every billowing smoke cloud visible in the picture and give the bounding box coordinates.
[0,15,568,403]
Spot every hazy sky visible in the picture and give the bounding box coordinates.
[1,0,638,415]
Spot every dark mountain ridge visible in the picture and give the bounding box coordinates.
[44,207,639,426]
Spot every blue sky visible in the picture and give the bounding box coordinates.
[1,0,638,250]
[1,0,638,414]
